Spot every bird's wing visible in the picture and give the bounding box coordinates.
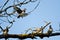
[14,6,22,14]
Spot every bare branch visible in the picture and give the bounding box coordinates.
[3,0,37,11]
[1,0,10,10]
[0,32,60,39]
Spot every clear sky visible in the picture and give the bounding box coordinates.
[0,0,60,40]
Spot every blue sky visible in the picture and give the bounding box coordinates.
[0,0,60,40]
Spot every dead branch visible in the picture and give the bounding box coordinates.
[0,32,60,39]
[1,0,37,12]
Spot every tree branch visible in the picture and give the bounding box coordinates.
[0,32,60,39]
[1,0,37,12]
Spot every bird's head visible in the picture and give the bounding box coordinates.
[22,8,26,12]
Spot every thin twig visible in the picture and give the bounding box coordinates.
[1,0,10,10]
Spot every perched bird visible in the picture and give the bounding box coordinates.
[0,26,9,35]
[3,27,9,40]
[47,25,53,35]
[0,26,9,40]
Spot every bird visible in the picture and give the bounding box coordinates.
[14,6,23,14]
[47,25,53,35]
[0,26,9,40]
[13,6,28,18]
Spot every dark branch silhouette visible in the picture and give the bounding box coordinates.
[0,32,60,39]
[1,0,9,10]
